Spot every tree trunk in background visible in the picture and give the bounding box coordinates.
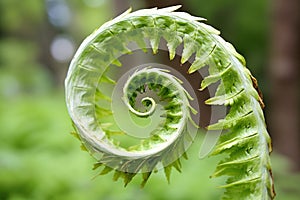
[269,0,300,170]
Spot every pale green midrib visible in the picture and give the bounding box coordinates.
[66,7,272,198]
[198,21,270,198]
[228,56,270,199]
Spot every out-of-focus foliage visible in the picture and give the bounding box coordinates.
[0,0,44,33]
[271,154,300,200]
[0,0,299,199]
[0,39,53,97]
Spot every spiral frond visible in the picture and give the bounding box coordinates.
[65,5,274,199]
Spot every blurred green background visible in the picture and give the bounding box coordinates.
[0,0,299,199]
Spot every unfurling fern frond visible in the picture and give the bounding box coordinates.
[65,5,275,199]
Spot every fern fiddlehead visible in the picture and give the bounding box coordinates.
[65,5,275,199]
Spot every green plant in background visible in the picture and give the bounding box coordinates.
[65,5,275,199]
